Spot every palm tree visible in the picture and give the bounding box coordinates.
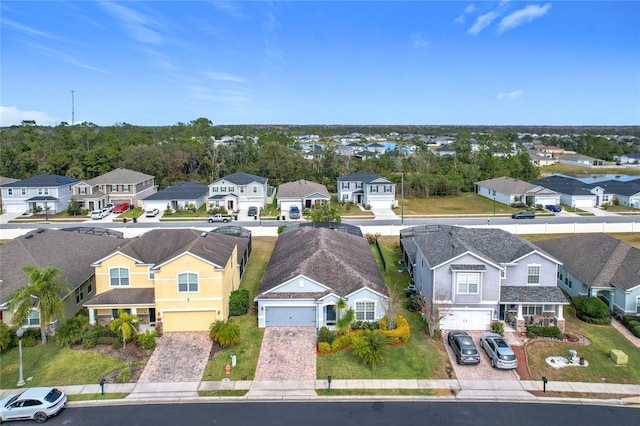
[110,310,139,348]
[209,320,241,347]
[351,329,387,368]
[8,265,71,344]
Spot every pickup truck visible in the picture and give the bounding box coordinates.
[207,214,233,223]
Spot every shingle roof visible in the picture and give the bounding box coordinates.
[0,173,79,188]
[84,288,155,306]
[474,176,549,195]
[530,175,595,196]
[586,179,640,196]
[86,168,154,185]
[213,172,267,185]
[277,180,330,199]
[500,286,569,304]
[257,227,388,299]
[143,181,208,201]
[0,229,123,303]
[337,172,392,184]
[403,225,553,268]
[112,229,242,269]
[0,176,19,185]
[535,234,640,291]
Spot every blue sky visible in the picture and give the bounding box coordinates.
[2,1,639,127]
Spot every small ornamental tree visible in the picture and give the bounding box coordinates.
[209,320,241,347]
[351,329,387,368]
[110,310,139,348]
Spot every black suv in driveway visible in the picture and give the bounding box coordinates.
[447,330,481,365]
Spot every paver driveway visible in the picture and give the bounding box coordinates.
[443,330,522,381]
[254,327,317,381]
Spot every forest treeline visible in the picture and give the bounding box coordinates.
[1,119,638,197]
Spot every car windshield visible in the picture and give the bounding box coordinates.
[44,388,62,403]
[462,349,477,355]
[495,339,509,348]
[5,394,20,406]
[459,337,473,346]
[499,354,516,361]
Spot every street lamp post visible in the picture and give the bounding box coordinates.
[16,326,25,387]
[493,196,496,217]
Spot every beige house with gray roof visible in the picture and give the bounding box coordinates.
[475,176,560,208]
[73,168,156,210]
[276,179,330,214]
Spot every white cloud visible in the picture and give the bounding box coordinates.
[99,1,164,45]
[497,90,524,100]
[2,18,66,42]
[468,11,500,35]
[0,106,57,126]
[454,4,477,24]
[210,1,249,20]
[410,32,430,48]
[465,5,477,14]
[205,72,248,83]
[497,4,551,33]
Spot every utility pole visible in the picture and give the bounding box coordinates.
[401,172,404,225]
[71,90,75,125]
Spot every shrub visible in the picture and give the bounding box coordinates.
[364,233,380,244]
[573,296,610,318]
[317,342,331,354]
[622,316,639,327]
[96,336,116,345]
[351,330,387,368]
[380,314,410,344]
[627,320,640,330]
[317,326,336,345]
[526,325,562,339]
[491,321,504,336]
[405,296,422,312]
[209,320,241,347]
[0,322,13,352]
[112,338,123,349]
[632,325,640,338]
[22,328,41,342]
[138,330,157,350]
[277,225,286,234]
[83,336,97,348]
[116,367,132,383]
[576,313,611,325]
[22,335,38,347]
[229,289,250,316]
[56,315,89,347]
[330,333,353,351]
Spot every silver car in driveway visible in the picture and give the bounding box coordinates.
[0,387,67,423]
[480,332,518,369]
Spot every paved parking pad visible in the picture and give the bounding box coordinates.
[443,330,520,381]
[254,327,317,381]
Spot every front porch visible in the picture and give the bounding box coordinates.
[500,286,570,333]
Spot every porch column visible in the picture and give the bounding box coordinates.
[556,305,564,320]
[89,309,96,325]
[516,304,523,320]
[131,308,137,316]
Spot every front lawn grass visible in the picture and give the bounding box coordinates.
[0,341,126,389]
[201,237,274,381]
[67,393,129,401]
[526,306,640,384]
[400,193,517,215]
[316,237,452,380]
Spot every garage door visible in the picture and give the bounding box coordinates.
[439,309,492,331]
[163,311,217,332]
[265,307,317,327]
[573,198,594,208]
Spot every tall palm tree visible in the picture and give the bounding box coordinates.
[110,310,139,348]
[8,265,71,344]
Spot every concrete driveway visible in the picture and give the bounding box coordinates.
[443,330,519,381]
[254,327,317,381]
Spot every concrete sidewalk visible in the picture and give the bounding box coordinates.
[3,379,639,406]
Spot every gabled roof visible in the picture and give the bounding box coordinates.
[585,179,640,196]
[143,181,208,201]
[530,175,595,196]
[108,229,241,269]
[500,286,569,304]
[0,173,79,188]
[402,225,556,269]
[257,227,388,298]
[337,172,392,184]
[0,229,123,303]
[475,176,551,195]
[277,180,330,199]
[86,168,154,185]
[535,234,640,291]
[213,172,267,185]
[0,176,19,185]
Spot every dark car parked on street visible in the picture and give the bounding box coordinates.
[545,204,561,212]
[447,330,481,365]
[511,210,535,219]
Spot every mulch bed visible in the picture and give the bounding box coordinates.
[79,342,152,383]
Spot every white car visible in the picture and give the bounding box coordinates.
[0,387,67,423]
[145,208,160,217]
[90,209,108,220]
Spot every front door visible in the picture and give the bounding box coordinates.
[149,308,156,324]
[227,200,234,211]
[325,305,336,326]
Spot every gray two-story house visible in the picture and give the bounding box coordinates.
[208,172,268,213]
[337,172,396,209]
[0,173,79,214]
[401,225,569,333]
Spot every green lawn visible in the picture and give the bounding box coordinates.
[400,193,520,216]
[526,306,640,384]
[0,342,126,389]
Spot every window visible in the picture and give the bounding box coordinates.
[636,297,640,314]
[21,188,26,195]
[342,194,348,201]
[370,185,378,193]
[109,267,130,286]
[522,305,543,315]
[123,185,130,192]
[341,182,349,189]
[240,187,245,193]
[88,280,92,293]
[213,187,218,193]
[37,188,49,195]
[111,185,117,192]
[75,287,84,303]
[24,309,40,327]
[527,265,540,284]
[111,308,130,319]
[558,271,563,281]
[178,272,198,292]
[79,187,86,195]
[355,301,375,321]
[149,270,155,280]
[221,187,226,193]
[253,186,258,193]
[457,273,479,294]
[7,189,12,195]
[500,269,506,279]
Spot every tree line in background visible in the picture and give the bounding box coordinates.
[1,119,638,197]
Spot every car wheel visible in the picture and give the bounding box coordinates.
[223,219,229,223]
[208,219,213,223]
[34,412,48,423]
[456,355,461,365]
[491,358,496,368]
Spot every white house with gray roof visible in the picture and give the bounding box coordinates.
[401,225,568,333]
[337,172,396,209]
[276,179,330,214]
[142,181,208,212]
[475,176,560,208]
[208,172,268,213]
[1,173,79,214]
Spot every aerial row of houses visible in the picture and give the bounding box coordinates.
[475,174,640,209]
[0,169,398,216]
[1,223,638,336]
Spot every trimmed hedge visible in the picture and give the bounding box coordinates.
[317,342,331,354]
[633,325,640,338]
[317,326,337,345]
[526,325,562,339]
[330,333,354,352]
[229,289,250,316]
[379,314,410,344]
[573,296,611,324]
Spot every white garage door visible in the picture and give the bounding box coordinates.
[573,198,595,208]
[536,197,558,206]
[440,309,492,331]
[265,307,317,327]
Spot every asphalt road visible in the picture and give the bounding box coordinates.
[44,401,639,426]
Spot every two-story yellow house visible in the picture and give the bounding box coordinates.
[85,228,249,333]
